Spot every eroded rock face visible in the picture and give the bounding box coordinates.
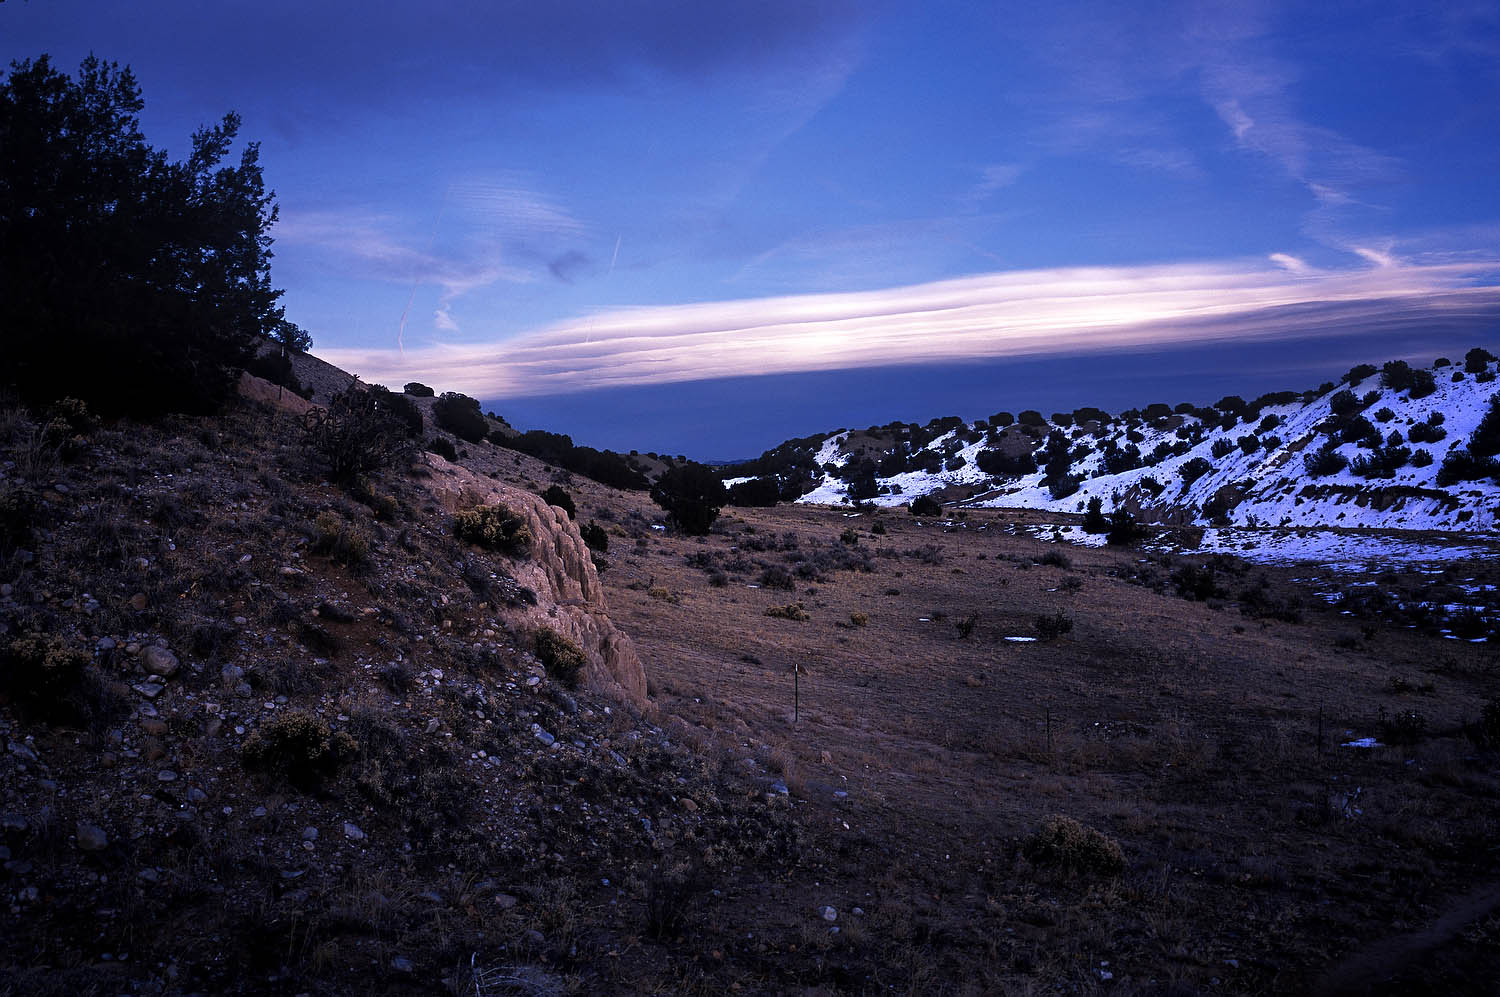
[418,454,648,708]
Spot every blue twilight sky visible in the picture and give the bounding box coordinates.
[6,1,1500,458]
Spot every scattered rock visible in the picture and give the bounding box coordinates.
[129,593,147,612]
[7,742,38,764]
[531,725,556,747]
[96,637,117,652]
[157,770,178,783]
[142,646,180,678]
[343,822,366,841]
[391,956,413,973]
[302,827,319,841]
[821,905,838,922]
[493,893,519,909]
[76,821,109,852]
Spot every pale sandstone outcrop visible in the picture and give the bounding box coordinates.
[417,453,647,708]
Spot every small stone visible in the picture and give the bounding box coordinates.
[531,725,556,747]
[125,642,141,655]
[425,719,441,734]
[133,682,164,699]
[493,893,519,909]
[524,929,545,947]
[141,718,167,736]
[129,593,147,612]
[96,637,117,652]
[301,827,319,841]
[820,906,838,922]
[187,788,208,803]
[343,822,366,841]
[0,583,12,597]
[157,769,178,783]
[251,806,267,818]
[238,554,253,564]
[137,867,159,882]
[679,798,699,813]
[142,646,179,678]
[76,821,109,851]
[391,956,414,973]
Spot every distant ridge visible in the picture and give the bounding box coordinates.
[722,352,1500,533]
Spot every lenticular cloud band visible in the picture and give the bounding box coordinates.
[319,257,1500,398]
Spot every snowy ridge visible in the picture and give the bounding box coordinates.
[726,355,1500,534]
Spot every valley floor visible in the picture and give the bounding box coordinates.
[593,496,1500,993]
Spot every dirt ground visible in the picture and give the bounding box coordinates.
[560,477,1500,994]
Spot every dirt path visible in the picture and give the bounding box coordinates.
[1314,879,1500,995]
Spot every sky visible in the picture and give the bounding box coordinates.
[6,0,1500,458]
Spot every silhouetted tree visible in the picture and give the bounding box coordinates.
[1,55,300,415]
[650,462,727,535]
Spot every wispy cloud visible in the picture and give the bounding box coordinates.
[318,256,1500,399]
[958,163,1025,210]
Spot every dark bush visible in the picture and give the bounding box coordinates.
[1106,509,1143,546]
[1,633,121,727]
[1081,496,1108,533]
[1465,347,1496,374]
[302,386,417,484]
[1470,396,1500,458]
[454,503,532,556]
[1411,449,1433,467]
[975,448,1037,476]
[909,494,942,517]
[242,710,357,790]
[534,628,586,688]
[1436,449,1500,486]
[1343,363,1377,385]
[1212,438,1235,458]
[426,436,457,461]
[1303,448,1349,477]
[651,461,727,534]
[366,384,423,436]
[1408,368,1436,398]
[1034,612,1074,641]
[1023,815,1124,875]
[1018,409,1046,427]
[403,381,435,397]
[1350,445,1411,479]
[1380,360,1414,391]
[1173,562,1226,601]
[1039,549,1072,568]
[726,476,781,507]
[1409,421,1446,444]
[1179,457,1213,484]
[991,411,1015,426]
[541,484,576,519]
[431,392,488,442]
[1329,389,1360,415]
[310,511,370,569]
[581,521,609,553]
[1372,406,1395,422]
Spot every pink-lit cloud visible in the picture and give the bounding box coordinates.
[317,256,1500,399]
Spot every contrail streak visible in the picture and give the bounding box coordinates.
[397,187,450,355]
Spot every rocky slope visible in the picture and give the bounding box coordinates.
[0,381,801,995]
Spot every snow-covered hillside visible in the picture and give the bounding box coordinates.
[724,352,1500,533]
